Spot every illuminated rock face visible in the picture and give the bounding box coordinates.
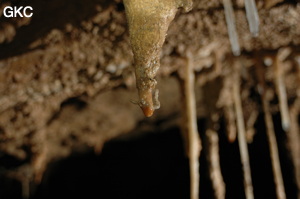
[123,0,192,117]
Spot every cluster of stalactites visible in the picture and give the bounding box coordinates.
[223,0,260,56]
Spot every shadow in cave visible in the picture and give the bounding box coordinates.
[0,0,121,60]
[31,114,298,199]
[219,113,298,199]
[33,127,191,199]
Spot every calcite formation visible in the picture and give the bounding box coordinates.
[123,0,192,117]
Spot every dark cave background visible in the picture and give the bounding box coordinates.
[1,114,296,199]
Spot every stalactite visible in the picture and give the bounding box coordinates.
[178,52,201,199]
[245,111,258,143]
[123,0,192,117]
[288,101,300,199]
[233,61,254,199]
[220,69,237,143]
[224,105,237,142]
[244,0,260,37]
[292,55,300,198]
[222,0,241,56]
[7,166,32,199]
[256,58,286,199]
[185,53,201,199]
[274,48,291,132]
[206,128,226,199]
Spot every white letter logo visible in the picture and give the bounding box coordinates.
[23,6,33,17]
[3,6,14,18]
[2,6,33,18]
[14,6,24,17]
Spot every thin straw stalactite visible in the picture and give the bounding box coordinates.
[256,59,286,199]
[274,49,291,132]
[244,0,260,37]
[289,101,300,199]
[180,52,201,199]
[206,128,226,199]
[224,104,237,143]
[292,55,300,198]
[223,0,241,56]
[233,61,254,199]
